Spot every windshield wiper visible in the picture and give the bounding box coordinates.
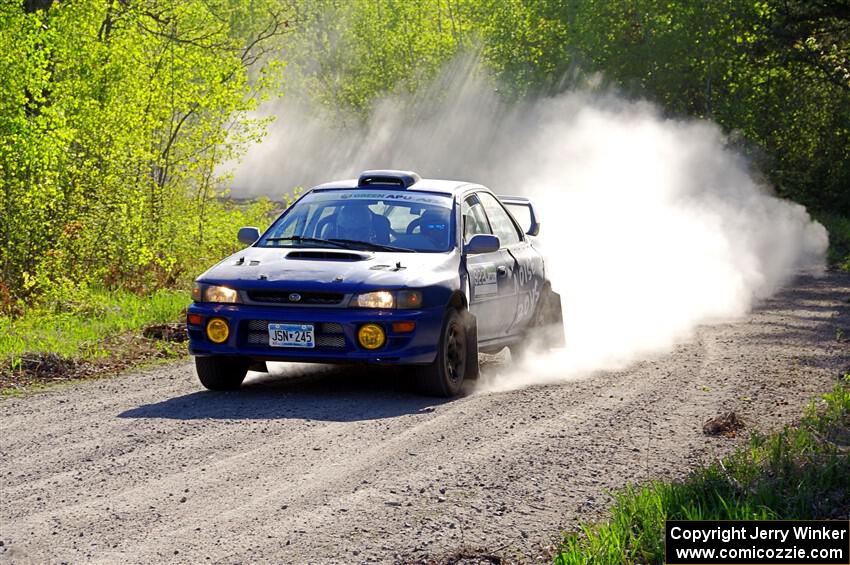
[328,239,416,253]
[264,236,351,249]
[265,236,415,252]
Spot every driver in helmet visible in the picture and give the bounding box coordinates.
[335,204,375,242]
[419,208,450,249]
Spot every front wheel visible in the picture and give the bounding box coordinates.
[195,356,248,391]
[415,309,469,397]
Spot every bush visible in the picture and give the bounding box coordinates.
[815,212,850,272]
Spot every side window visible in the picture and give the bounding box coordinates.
[478,192,522,246]
[462,195,492,244]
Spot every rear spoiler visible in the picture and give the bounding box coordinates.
[498,195,540,236]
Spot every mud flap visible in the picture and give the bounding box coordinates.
[545,290,566,348]
[462,310,480,380]
[248,361,269,373]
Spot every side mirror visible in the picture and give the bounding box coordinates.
[463,234,500,255]
[237,226,260,245]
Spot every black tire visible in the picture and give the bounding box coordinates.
[510,282,565,361]
[415,309,468,397]
[464,310,480,380]
[195,356,248,391]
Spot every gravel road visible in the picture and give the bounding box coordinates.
[2,272,848,564]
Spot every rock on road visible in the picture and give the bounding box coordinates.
[1,272,848,564]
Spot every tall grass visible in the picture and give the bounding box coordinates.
[555,378,850,564]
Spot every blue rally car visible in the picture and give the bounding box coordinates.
[188,170,564,396]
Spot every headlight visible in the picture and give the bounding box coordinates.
[350,290,423,309]
[193,283,240,303]
[354,291,394,309]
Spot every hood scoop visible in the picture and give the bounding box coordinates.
[286,250,370,262]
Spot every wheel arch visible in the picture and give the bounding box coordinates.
[447,290,468,311]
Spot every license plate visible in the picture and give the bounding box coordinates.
[268,323,315,348]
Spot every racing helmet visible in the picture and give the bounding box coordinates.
[336,204,373,241]
[419,208,450,247]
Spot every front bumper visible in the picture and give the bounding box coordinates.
[187,302,444,365]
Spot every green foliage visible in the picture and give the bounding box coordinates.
[477,1,850,214]
[2,0,847,317]
[469,0,571,96]
[287,0,849,216]
[0,0,291,310]
[285,0,469,114]
[554,381,850,564]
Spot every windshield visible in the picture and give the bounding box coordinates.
[257,189,455,252]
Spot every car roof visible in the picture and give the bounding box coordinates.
[311,170,486,195]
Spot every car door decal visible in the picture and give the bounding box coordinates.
[510,250,542,326]
[516,259,535,286]
[470,264,498,297]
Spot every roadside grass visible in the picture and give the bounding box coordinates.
[554,375,850,564]
[1,287,188,371]
[815,211,850,272]
[0,353,185,399]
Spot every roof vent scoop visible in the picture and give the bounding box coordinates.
[357,170,420,188]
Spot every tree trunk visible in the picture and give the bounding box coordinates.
[23,0,53,14]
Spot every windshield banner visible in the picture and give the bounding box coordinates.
[310,190,453,208]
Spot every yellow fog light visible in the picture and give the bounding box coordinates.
[358,323,385,350]
[206,318,230,344]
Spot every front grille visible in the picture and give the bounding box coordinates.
[241,320,346,349]
[246,290,345,306]
[316,335,345,348]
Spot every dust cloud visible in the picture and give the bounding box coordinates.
[228,57,829,392]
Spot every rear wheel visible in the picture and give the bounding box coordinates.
[510,282,565,362]
[416,309,468,397]
[195,356,248,391]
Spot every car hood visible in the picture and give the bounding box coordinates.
[197,246,459,292]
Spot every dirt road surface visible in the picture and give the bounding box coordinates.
[2,272,848,564]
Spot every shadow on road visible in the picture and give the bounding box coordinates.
[118,363,455,421]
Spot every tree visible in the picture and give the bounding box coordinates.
[0,0,292,306]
